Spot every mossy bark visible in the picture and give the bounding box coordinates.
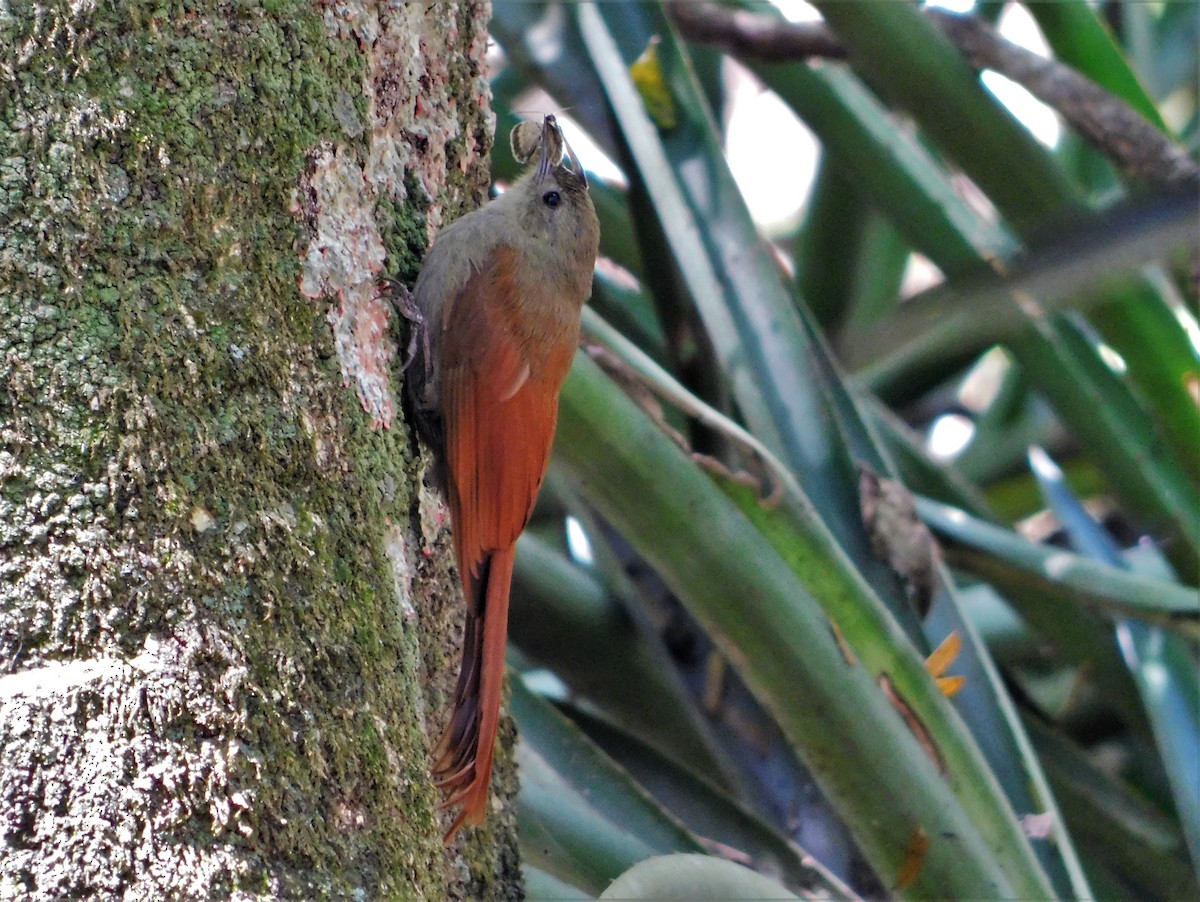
[0,1,519,898]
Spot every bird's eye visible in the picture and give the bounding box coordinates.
[542,190,561,209]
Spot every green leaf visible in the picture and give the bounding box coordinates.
[565,705,862,901]
[1029,0,1166,130]
[578,0,937,643]
[590,268,666,363]
[581,303,1083,895]
[510,532,731,787]
[555,348,1053,899]
[1087,274,1200,491]
[512,678,702,896]
[1025,714,1199,899]
[792,159,872,335]
[813,0,1080,230]
[736,2,1200,580]
[599,854,799,900]
[1152,2,1200,99]
[918,496,1200,634]
[524,865,594,901]
[847,191,1199,393]
[747,51,1018,274]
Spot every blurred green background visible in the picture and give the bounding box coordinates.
[471,2,1199,898]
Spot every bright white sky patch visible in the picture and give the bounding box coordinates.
[925,0,976,13]
[1096,342,1128,375]
[773,0,822,24]
[1177,304,1200,356]
[555,112,625,186]
[728,0,1063,229]
[982,71,1061,148]
[900,253,945,298]
[989,2,1061,147]
[725,71,818,231]
[957,347,1012,413]
[565,515,595,566]
[928,413,976,460]
[1027,445,1063,481]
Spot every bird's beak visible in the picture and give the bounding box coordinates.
[535,114,559,184]
[564,134,587,190]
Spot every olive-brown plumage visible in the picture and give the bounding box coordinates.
[408,116,599,842]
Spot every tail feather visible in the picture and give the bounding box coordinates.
[432,543,516,844]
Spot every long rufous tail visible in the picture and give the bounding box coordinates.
[432,543,516,844]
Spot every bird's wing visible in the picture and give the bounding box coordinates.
[438,244,573,583]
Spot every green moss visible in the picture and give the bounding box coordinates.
[380,176,430,287]
[0,0,502,897]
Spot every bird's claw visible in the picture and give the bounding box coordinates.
[379,278,429,377]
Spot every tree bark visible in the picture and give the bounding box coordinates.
[0,2,519,898]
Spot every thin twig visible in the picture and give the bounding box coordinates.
[668,0,1199,191]
[667,0,845,61]
[926,9,1199,190]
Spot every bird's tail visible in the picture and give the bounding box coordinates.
[431,543,515,844]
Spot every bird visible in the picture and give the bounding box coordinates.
[406,114,599,843]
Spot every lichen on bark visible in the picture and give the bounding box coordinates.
[0,1,516,898]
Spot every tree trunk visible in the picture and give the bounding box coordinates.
[0,2,519,897]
